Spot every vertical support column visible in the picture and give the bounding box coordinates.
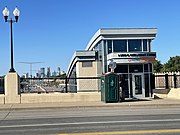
[102,41,105,73]
[165,74,169,89]
[5,72,20,103]
[150,74,155,96]
[174,74,177,88]
[65,76,68,93]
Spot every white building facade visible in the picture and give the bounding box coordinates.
[67,28,157,98]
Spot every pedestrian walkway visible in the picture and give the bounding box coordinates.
[0,98,180,110]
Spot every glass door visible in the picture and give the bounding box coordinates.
[132,73,145,98]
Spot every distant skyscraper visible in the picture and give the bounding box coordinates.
[22,73,28,78]
[36,70,41,78]
[52,70,57,76]
[47,67,51,77]
[36,73,39,78]
[40,68,45,78]
[58,67,61,76]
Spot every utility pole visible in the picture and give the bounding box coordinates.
[19,62,43,78]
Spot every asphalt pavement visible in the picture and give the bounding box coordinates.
[0,103,180,135]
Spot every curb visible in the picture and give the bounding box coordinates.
[1,100,180,110]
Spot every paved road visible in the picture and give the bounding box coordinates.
[0,105,180,135]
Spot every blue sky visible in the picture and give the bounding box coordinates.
[0,0,180,76]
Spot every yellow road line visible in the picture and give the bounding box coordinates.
[58,129,180,135]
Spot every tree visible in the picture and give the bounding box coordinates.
[163,56,180,72]
[154,60,163,73]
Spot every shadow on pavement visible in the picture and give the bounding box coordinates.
[122,98,152,103]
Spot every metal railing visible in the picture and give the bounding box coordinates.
[155,74,180,89]
[20,77,101,94]
[0,73,177,94]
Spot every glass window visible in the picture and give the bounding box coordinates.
[144,64,149,72]
[107,40,112,54]
[134,75,142,94]
[121,74,129,98]
[148,39,151,52]
[96,41,102,61]
[143,39,147,51]
[149,63,152,72]
[144,74,150,97]
[115,65,128,73]
[82,61,93,67]
[144,64,152,72]
[113,40,127,52]
[128,40,142,52]
[129,65,143,73]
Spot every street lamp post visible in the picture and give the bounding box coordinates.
[2,7,20,72]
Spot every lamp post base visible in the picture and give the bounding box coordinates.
[9,68,16,73]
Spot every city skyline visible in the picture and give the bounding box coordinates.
[0,0,180,76]
[22,66,65,78]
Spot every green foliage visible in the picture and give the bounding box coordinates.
[163,56,180,72]
[154,60,163,73]
[154,56,180,73]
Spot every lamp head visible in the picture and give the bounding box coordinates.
[13,7,20,22]
[2,7,9,22]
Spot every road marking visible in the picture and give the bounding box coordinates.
[58,129,180,135]
[0,118,180,128]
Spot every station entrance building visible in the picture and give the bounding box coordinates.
[67,28,157,99]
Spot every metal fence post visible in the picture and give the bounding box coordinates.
[174,74,177,88]
[65,76,68,93]
[0,77,5,94]
[151,74,155,89]
[165,74,169,89]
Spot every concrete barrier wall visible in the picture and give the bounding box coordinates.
[153,89,170,94]
[168,88,180,99]
[153,93,167,99]
[153,89,169,99]
[153,88,180,99]
[21,92,101,104]
[77,79,99,92]
[0,95,5,104]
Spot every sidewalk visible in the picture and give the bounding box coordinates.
[0,98,180,110]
